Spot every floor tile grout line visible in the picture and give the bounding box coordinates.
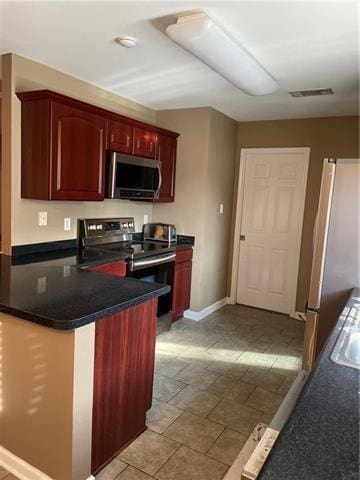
[151,441,183,478]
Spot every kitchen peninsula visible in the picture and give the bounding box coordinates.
[0,252,170,480]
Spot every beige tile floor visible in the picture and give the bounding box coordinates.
[98,304,304,480]
[0,304,304,480]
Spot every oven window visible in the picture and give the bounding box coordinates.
[116,163,159,191]
[129,262,174,317]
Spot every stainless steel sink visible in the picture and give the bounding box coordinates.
[331,306,360,370]
[345,332,360,364]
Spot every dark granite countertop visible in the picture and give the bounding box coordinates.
[0,251,170,330]
[11,246,130,268]
[259,289,360,480]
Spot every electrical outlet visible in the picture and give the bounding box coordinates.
[143,214,149,225]
[38,211,48,226]
[64,218,71,231]
[219,203,224,214]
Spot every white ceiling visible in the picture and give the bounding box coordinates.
[0,1,359,121]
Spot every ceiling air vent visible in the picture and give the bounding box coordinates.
[289,88,334,98]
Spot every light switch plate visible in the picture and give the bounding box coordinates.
[64,217,71,231]
[219,203,224,214]
[143,214,149,225]
[38,211,48,226]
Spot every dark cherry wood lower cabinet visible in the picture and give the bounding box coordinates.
[86,261,126,277]
[172,248,193,321]
[91,298,158,474]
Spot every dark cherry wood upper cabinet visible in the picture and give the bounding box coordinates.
[107,119,133,154]
[51,102,106,200]
[172,248,193,321]
[156,134,177,202]
[133,127,157,159]
[17,90,106,201]
[17,90,179,202]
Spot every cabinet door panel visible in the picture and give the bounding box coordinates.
[50,102,106,200]
[172,260,192,321]
[156,134,177,202]
[108,120,133,153]
[92,299,158,473]
[133,127,157,159]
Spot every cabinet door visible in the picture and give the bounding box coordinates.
[108,120,133,154]
[156,134,177,202]
[172,260,192,321]
[92,299,158,473]
[133,127,157,159]
[50,101,106,200]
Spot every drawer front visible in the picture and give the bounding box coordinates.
[175,248,193,264]
[87,261,126,277]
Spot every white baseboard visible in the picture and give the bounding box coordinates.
[0,446,94,480]
[0,446,53,480]
[291,311,306,321]
[184,297,228,321]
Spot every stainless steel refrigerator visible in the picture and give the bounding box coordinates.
[303,158,360,370]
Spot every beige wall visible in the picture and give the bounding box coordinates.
[202,109,238,308]
[0,309,95,480]
[154,107,238,311]
[153,108,210,311]
[1,54,156,253]
[231,116,360,312]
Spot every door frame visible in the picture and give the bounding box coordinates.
[229,147,310,317]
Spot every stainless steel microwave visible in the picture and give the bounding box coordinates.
[105,152,161,200]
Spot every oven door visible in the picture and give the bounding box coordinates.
[127,253,175,317]
[106,152,162,200]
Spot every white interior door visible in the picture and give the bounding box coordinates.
[236,148,309,315]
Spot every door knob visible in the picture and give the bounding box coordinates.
[240,235,246,241]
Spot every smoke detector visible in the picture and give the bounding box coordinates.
[116,36,137,48]
[289,88,334,98]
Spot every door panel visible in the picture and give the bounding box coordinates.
[108,120,133,154]
[156,134,177,202]
[50,102,106,200]
[237,149,309,314]
[133,127,157,159]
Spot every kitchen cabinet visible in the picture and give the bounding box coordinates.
[107,119,133,154]
[172,248,193,321]
[86,261,126,277]
[156,133,177,202]
[133,127,157,159]
[18,91,107,201]
[92,298,157,473]
[17,90,179,202]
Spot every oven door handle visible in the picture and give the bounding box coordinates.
[130,253,176,271]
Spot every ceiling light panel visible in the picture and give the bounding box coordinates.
[166,12,279,96]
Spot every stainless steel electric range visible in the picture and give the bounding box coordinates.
[79,217,175,321]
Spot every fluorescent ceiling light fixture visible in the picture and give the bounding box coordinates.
[166,12,279,96]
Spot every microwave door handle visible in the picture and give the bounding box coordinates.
[109,154,116,198]
[155,163,162,200]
